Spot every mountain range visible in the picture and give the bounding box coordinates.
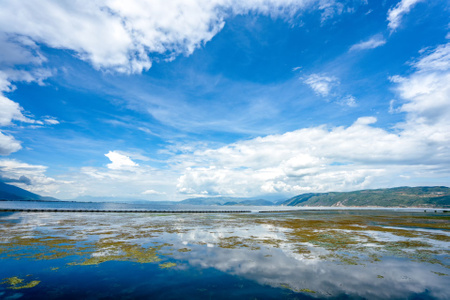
[0,182,58,201]
[0,182,449,208]
[281,186,450,208]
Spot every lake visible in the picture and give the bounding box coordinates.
[0,201,448,299]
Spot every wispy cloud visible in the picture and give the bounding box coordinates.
[303,74,339,96]
[387,0,423,32]
[349,34,386,51]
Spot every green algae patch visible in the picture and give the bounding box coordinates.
[2,276,40,289]
[177,248,191,252]
[377,275,384,279]
[69,241,163,266]
[2,276,23,286]
[159,262,177,269]
[9,280,40,289]
[300,288,316,293]
[431,271,447,276]
[280,283,316,294]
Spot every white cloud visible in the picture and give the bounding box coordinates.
[0,0,348,74]
[43,118,60,125]
[413,43,450,72]
[0,159,57,190]
[303,73,338,96]
[142,189,166,195]
[0,36,56,156]
[105,151,138,170]
[0,93,38,155]
[387,0,423,31]
[0,92,59,156]
[0,132,22,155]
[337,95,357,107]
[349,34,386,51]
[318,0,344,23]
[0,94,35,126]
[0,33,46,67]
[174,42,450,197]
[174,116,427,196]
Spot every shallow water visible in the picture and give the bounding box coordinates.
[0,208,448,299]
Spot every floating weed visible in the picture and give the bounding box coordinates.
[280,283,316,294]
[9,280,40,290]
[431,271,447,276]
[377,275,384,279]
[177,248,191,252]
[299,288,316,293]
[2,277,23,286]
[159,262,177,269]
[69,241,163,265]
[1,276,40,289]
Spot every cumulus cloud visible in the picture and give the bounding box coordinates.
[0,0,350,74]
[387,0,423,31]
[0,159,58,190]
[349,34,386,51]
[175,42,450,197]
[0,94,31,155]
[0,175,32,185]
[105,151,138,170]
[0,94,35,126]
[0,91,58,155]
[0,132,22,155]
[175,116,424,196]
[303,73,339,96]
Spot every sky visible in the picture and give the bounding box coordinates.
[0,0,449,201]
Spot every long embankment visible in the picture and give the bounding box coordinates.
[0,208,251,213]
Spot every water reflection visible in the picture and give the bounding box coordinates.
[0,210,448,299]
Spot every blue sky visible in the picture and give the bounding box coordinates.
[0,0,449,201]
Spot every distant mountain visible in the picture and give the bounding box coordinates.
[0,182,59,201]
[221,199,275,206]
[180,197,276,206]
[238,199,276,206]
[69,196,175,205]
[281,186,450,208]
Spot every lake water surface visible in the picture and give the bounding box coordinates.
[0,202,448,299]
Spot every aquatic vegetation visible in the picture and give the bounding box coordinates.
[177,248,191,252]
[70,241,163,265]
[2,276,23,286]
[431,271,447,276]
[159,262,177,269]
[280,283,316,294]
[1,276,40,289]
[299,288,316,293]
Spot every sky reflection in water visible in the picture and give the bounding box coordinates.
[0,210,449,299]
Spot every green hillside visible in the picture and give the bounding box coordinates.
[0,182,58,201]
[282,186,450,208]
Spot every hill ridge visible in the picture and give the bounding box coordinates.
[281,186,450,208]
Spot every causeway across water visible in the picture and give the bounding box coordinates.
[0,208,251,213]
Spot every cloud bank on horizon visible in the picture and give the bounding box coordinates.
[0,0,449,200]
